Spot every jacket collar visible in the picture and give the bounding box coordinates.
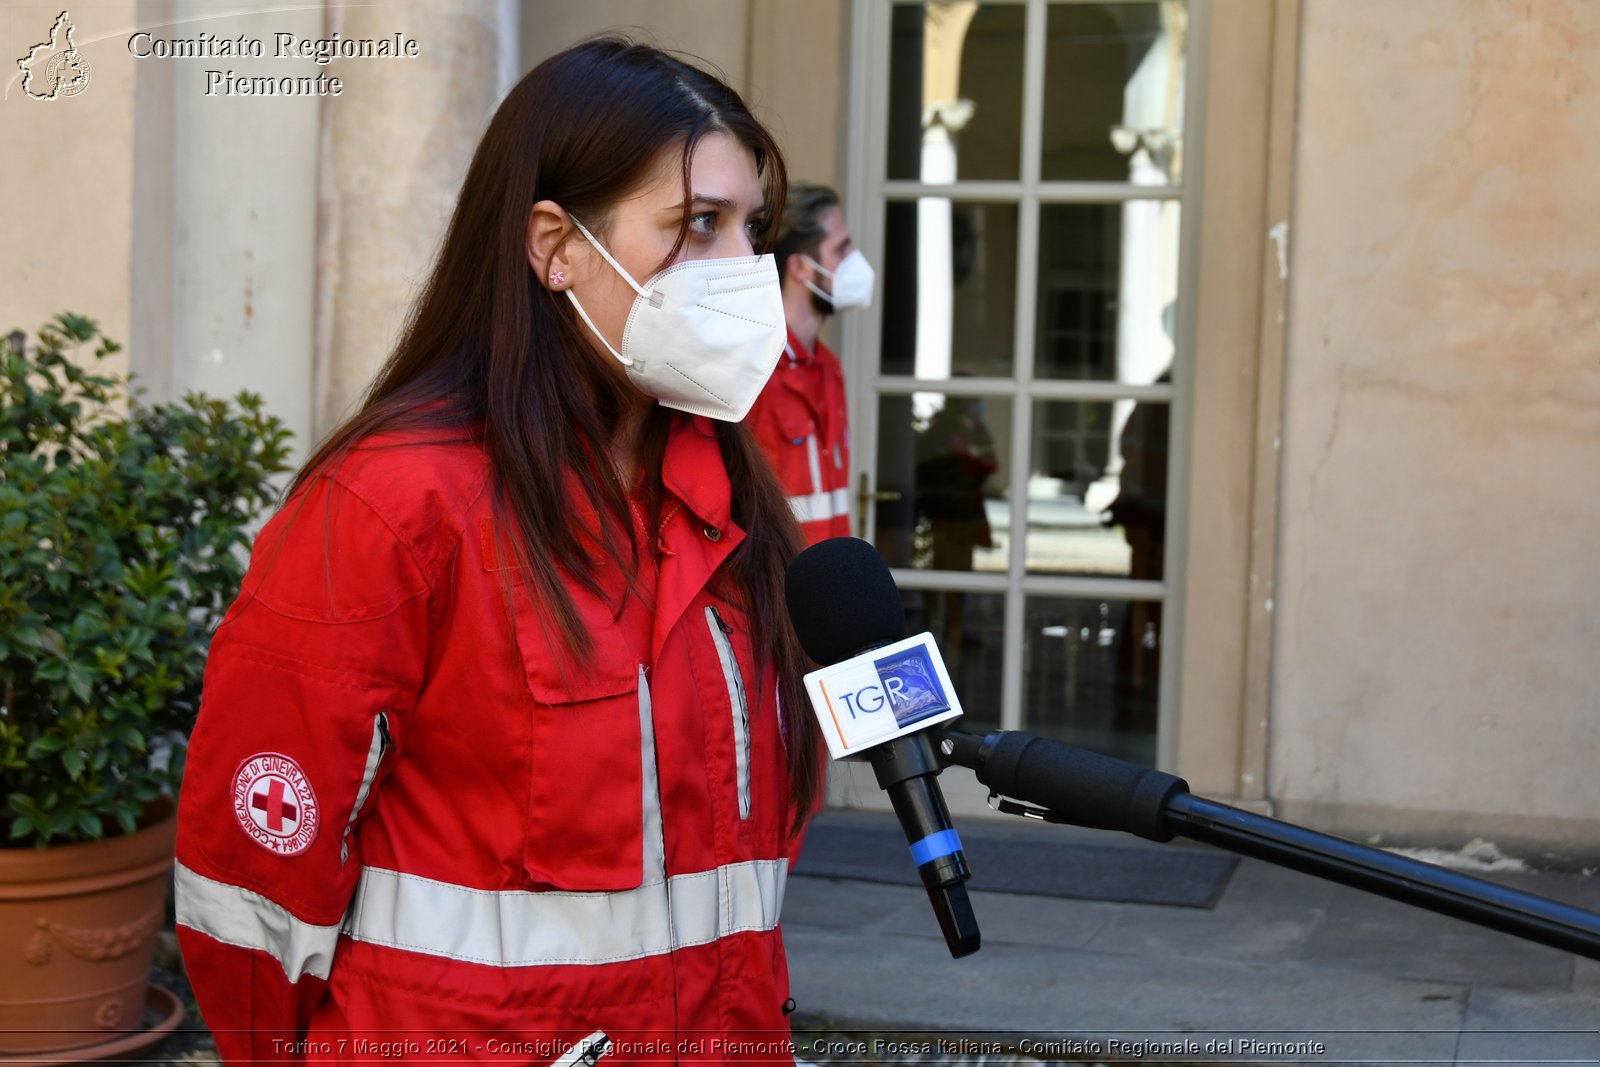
[784,326,817,366]
[661,413,733,534]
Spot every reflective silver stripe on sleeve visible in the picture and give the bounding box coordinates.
[788,487,851,524]
[174,861,341,981]
[804,433,824,496]
[342,858,788,968]
[705,607,752,819]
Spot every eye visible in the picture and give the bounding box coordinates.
[689,211,717,236]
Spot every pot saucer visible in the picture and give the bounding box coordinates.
[0,986,186,1066]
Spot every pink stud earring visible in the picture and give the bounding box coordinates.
[548,270,566,287]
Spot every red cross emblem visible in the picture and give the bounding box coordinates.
[250,777,299,832]
[232,753,319,856]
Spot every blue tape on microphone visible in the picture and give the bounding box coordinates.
[909,828,963,867]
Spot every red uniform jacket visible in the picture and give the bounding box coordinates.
[175,415,798,1064]
[745,329,851,544]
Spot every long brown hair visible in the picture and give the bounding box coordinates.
[288,37,820,830]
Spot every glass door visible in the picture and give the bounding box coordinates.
[844,0,1195,769]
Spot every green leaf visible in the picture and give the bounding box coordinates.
[26,735,63,757]
[75,809,101,839]
[61,749,85,779]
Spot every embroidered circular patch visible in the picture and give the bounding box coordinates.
[232,753,320,856]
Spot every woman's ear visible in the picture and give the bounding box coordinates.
[527,200,574,290]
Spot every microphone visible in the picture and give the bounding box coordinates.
[785,537,980,958]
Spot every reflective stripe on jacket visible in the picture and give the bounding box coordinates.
[746,329,851,544]
[175,414,798,1064]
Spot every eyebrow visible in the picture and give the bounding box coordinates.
[666,195,755,213]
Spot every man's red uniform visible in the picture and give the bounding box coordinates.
[746,328,851,544]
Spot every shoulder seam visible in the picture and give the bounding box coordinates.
[325,460,493,591]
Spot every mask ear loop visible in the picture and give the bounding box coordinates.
[564,216,650,367]
[799,254,836,307]
[801,253,836,281]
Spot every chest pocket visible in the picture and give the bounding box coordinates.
[484,520,652,892]
[773,404,822,494]
[519,639,648,892]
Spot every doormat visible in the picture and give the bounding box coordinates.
[792,819,1238,909]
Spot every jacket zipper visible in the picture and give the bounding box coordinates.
[552,1032,610,1067]
[341,711,394,864]
[706,606,751,819]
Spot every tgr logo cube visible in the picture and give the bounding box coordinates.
[857,645,949,728]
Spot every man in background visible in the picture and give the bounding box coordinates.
[748,183,874,543]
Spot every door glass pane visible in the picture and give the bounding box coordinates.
[874,392,1011,575]
[1024,595,1160,766]
[1026,399,1168,579]
[881,199,1018,378]
[1035,201,1180,382]
[1042,2,1188,184]
[887,3,1025,182]
[902,587,1004,737]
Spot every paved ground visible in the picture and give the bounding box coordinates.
[783,809,1600,1066]
[125,806,1598,1065]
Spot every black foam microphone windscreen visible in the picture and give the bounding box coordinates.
[784,537,905,666]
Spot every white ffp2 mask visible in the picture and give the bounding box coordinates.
[563,217,787,423]
[803,249,875,310]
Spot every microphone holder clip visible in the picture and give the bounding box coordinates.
[985,791,1066,825]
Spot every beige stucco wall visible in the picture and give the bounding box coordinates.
[519,0,844,187]
[1272,0,1600,856]
[1,4,136,374]
[520,0,749,94]
[315,3,508,438]
[4,0,327,459]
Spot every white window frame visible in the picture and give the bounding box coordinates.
[840,0,1210,774]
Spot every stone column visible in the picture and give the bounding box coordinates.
[314,1,515,440]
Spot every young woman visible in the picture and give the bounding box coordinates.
[175,38,820,1065]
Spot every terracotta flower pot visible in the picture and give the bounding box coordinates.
[0,802,177,1055]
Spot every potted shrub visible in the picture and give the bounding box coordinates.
[0,313,291,1055]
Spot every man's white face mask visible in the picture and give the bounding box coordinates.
[563,216,787,423]
[802,249,875,310]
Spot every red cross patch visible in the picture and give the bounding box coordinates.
[232,753,320,856]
